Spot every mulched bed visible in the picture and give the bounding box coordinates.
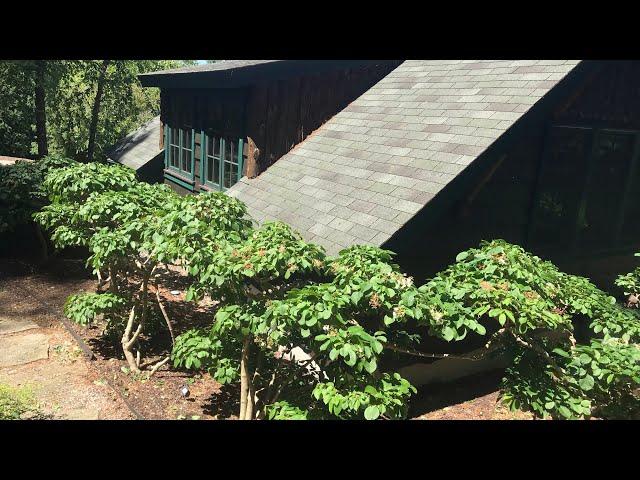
[1,254,529,420]
[1,256,239,420]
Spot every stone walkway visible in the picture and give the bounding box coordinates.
[0,269,134,420]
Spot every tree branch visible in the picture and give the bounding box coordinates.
[155,288,175,346]
[146,356,170,379]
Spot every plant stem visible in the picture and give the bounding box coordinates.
[239,336,250,420]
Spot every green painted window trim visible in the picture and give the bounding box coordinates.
[201,133,244,191]
[164,125,195,180]
[164,169,196,191]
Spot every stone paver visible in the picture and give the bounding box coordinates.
[0,316,40,335]
[0,332,49,367]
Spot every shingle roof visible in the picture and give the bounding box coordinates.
[227,60,581,255]
[106,116,162,170]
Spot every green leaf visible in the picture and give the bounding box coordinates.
[578,375,594,391]
[364,405,380,420]
[558,406,573,419]
[456,251,469,262]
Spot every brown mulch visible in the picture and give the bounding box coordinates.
[1,255,533,421]
[0,257,238,420]
[409,370,533,420]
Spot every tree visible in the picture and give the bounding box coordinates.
[86,60,110,162]
[173,229,420,420]
[0,60,196,163]
[0,61,36,158]
[34,60,48,158]
[36,161,250,373]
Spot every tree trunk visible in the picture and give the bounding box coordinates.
[239,337,251,419]
[86,59,110,162]
[34,60,48,158]
[33,221,48,263]
[122,305,140,373]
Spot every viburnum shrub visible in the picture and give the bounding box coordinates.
[172,230,431,420]
[616,253,640,309]
[35,161,640,420]
[37,162,252,374]
[64,292,127,326]
[0,154,74,257]
[418,240,640,419]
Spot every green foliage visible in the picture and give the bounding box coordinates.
[39,161,138,204]
[615,253,640,308]
[0,61,39,158]
[149,191,252,268]
[186,221,325,303]
[312,373,416,420]
[501,339,640,419]
[46,60,196,161]
[171,329,216,371]
[417,240,640,420]
[38,163,251,373]
[0,383,39,420]
[34,160,640,421]
[64,292,127,326]
[264,401,311,420]
[0,60,196,161]
[175,236,420,420]
[171,328,241,385]
[0,154,75,234]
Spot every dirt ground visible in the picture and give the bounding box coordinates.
[0,256,531,420]
[409,370,534,420]
[0,260,133,419]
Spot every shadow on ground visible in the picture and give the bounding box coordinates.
[408,369,504,418]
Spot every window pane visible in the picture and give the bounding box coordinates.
[578,131,635,250]
[207,157,219,184]
[181,147,189,173]
[207,135,214,157]
[171,146,179,168]
[225,138,234,163]
[214,137,220,157]
[530,127,591,250]
[224,161,238,188]
[214,156,221,185]
[183,129,192,149]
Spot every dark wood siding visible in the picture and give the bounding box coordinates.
[160,61,400,193]
[554,61,640,129]
[389,61,640,290]
[245,62,400,174]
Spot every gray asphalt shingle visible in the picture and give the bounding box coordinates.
[227,60,581,255]
[106,116,161,170]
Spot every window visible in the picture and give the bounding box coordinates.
[201,132,244,190]
[165,126,194,177]
[530,125,640,255]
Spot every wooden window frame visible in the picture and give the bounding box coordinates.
[200,131,244,192]
[528,123,640,257]
[164,125,196,182]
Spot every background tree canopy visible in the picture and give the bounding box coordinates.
[0,60,196,161]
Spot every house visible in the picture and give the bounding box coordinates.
[106,116,164,183]
[135,60,640,289]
